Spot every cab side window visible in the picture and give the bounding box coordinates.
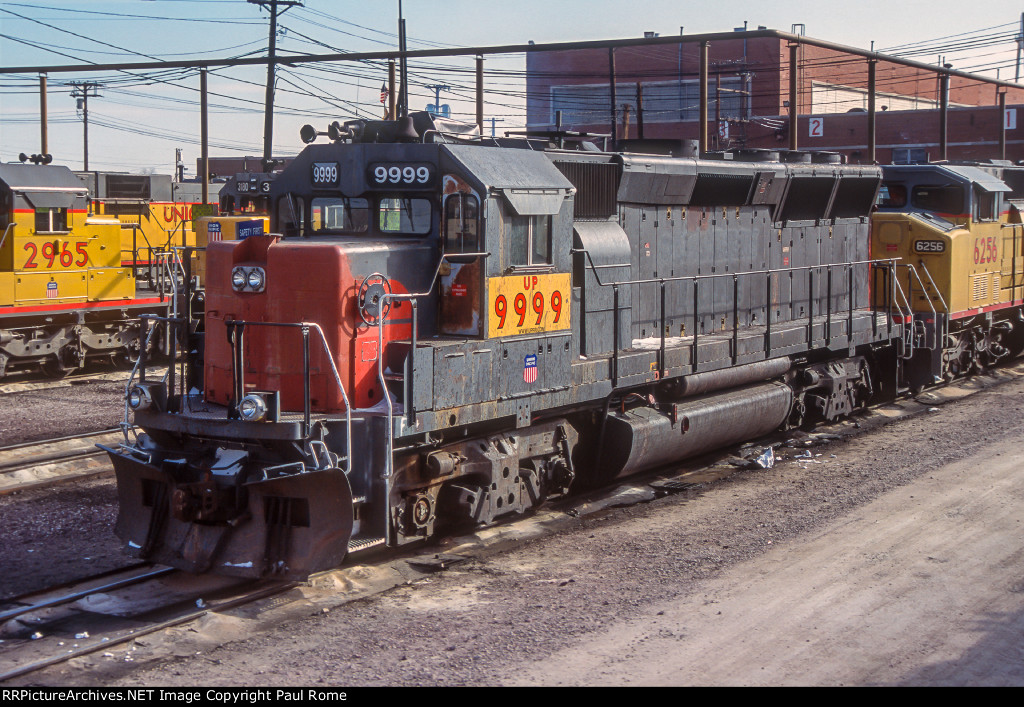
[508,215,552,267]
[974,188,996,222]
[35,207,68,233]
[444,192,479,253]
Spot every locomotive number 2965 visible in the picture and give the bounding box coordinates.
[22,240,89,268]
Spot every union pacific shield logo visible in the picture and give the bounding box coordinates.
[523,354,538,384]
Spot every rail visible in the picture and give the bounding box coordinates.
[574,248,905,385]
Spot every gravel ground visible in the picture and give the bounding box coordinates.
[0,376,128,446]
[2,369,1022,685]
[0,375,130,599]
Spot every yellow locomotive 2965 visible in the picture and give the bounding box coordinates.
[0,162,170,377]
[873,162,1024,388]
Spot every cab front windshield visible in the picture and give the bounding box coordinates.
[379,197,431,235]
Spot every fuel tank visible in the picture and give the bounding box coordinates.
[600,381,793,479]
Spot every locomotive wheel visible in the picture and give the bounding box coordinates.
[40,346,80,378]
[40,357,71,379]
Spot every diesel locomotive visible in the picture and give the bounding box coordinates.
[101,112,1024,580]
[0,162,172,377]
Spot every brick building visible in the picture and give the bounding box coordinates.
[525,31,1024,163]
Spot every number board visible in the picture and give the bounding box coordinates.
[487,273,571,338]
[311,162,339,187]
[913,240,946,254]
[368,162,435,189]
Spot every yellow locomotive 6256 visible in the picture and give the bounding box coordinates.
[873,163,1024,388]
[0,161,170,377]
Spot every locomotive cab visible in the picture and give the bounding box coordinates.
[872,164,1021,384]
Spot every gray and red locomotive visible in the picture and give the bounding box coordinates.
[105,113,905,579]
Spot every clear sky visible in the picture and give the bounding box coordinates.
[1,0,1021,174]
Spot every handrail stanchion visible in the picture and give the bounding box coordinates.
[847,264,854,346]
[302,325,311,437]
[612,286,620,387]
[807,268,814,346]
[659,280,666,376]
[826,264,832,344]
[692,279,699,373]
[732,274,739,365]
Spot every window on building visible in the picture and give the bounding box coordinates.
[444,192,479,253]
[549,78,744,126]
[508,214,552,267]
[891,148,929,165]
[34,207,68,233]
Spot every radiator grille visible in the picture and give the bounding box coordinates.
[553,161,620,219]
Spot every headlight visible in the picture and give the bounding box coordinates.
[238,394,268,422]
[231,266,266,293]
[127,385,152,411]
[246,268,265,291]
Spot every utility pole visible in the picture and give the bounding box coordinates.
[69,81,100,171]
[39,73,48,157]
[248,0,302,173]
[1017,12,1023,83]
[425,84,450,116]
[398,0,408,118]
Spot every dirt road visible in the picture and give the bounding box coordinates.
[513,432,1024,686]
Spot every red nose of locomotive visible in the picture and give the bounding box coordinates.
[203,235,407,411]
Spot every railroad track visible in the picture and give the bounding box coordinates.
[0,368,134,395]
[0,564,294,682]
[0,429,127,495]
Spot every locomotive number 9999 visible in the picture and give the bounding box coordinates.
[368,162,434,188]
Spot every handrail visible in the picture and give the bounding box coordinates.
[885,267,916,359]
[905,262,946,352]
[224,319,353,475]
[120,317,168,445]
[575,246,900,383]
[0,222,14,252]
[374,250,490,486]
